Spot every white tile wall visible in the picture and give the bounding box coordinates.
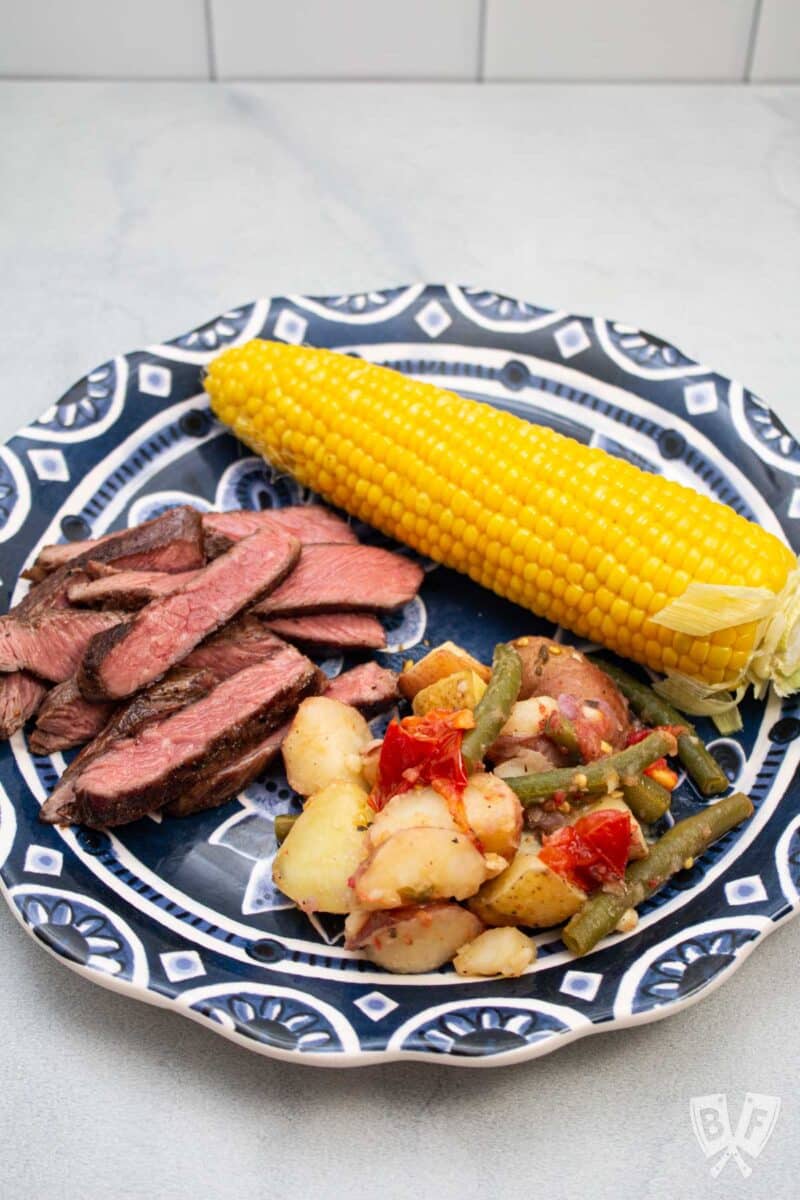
[484,0,757,81]
[210,0,482,80]
[0,0,795,83]
[750,0,800,81]
[0,0,209,79]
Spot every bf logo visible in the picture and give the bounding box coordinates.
[690,1093,781,1178]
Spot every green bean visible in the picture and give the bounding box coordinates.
[562,791,754,956]
[544,712,580,762]
[591,658,729,797]
[274,814,298,843]
[462,643,522,771]
[505,729,676,806]
[622,774,672,824]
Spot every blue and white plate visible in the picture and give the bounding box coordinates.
[1,283,799,1067]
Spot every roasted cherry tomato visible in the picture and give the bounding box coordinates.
[539,809,632,893]
[369,708,474,812]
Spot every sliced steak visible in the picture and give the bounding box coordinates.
[23,540,97,580]
[0,610,123,682]
[10,567,91,620]
[265,612,386,651]
[39,667,218,824]
[0,672,49,739]
[183,616,288,681]
[67,567,201,610]
[29,677,116,754]
[72,646,319,826]
[84,560,121,579]
[78,523,300,702]
[23,506,205,583]
[325,661,399,716]
[253,544,423,618]
[163,723,291,818]
[202,505,357,557]
[164,661,396,819]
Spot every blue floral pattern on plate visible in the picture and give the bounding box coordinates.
[1,283,800,1066]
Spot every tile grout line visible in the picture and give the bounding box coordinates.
[203,0,218,82]
[744,0,764,82]
[477,0,487,83]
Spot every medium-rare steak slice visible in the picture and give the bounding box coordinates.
[265,612,386,651]
[10,566,91,619]
[253,545,424,618]
[164,662,397,819]
[72,646,319,826]
[39,667,218,824]
[11,507,205,642]
[183,616,287,680]
[325,661,399,716]
[163,723,291,818]
[23,506,205,583]
[0,672,49,739]
[29,677,116,754]
[67,567,201,610]
[202,505,357,557]
[79,523,300,701]
[0,610,124,682]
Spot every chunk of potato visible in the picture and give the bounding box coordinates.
[368,786,457,848]
[412,670,487,717]
[354,826,489,909]
[568,795,648,860]
[463,773,523,861]
[272,779,372,914]
[282,696,371,797]
[453,926,536,978]
[499,696,557,738]
[492,749,555,778]
[346,903,484,973]
[398,642,490,700]
[468,833,586,928]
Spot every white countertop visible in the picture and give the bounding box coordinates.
[1,81,799,1200]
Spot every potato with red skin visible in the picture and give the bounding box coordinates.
[511,636,630,748]
[345,903,483,973]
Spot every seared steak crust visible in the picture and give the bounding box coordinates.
[39,667,218,824]
[73,649,320,826]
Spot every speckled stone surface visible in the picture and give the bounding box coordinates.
[1,81,799,1199]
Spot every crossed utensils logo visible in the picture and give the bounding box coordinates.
[690,1094,781,1178]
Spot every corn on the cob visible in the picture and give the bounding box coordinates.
[205,341,800,703]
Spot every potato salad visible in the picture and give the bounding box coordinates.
[273,638,752,977]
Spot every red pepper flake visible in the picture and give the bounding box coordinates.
[369,708,475,815]
[539,809,632,893]
[625,725,683,790]
[645,761,680,790]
